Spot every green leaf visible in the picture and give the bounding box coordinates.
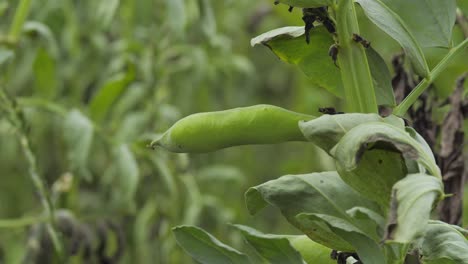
[245,171,382,251]
[288,236,336,264]
[299,113,403,154]
[273,0,333,8]
[89,70,134,122]
[23,21,59,57]
[33,47,57,99]
[0,48,14,67]
[355,0,430,77]
[96,0,120,29]
[380,0,456,48]
[386,174,443,244]
[251,26,342,97]
[332,122,441,178]
[63,110,94,181]
[336,148,407,210]
[112,144,139,210]
[231,224,305,264]
[365,47,395,107]
[296,213,386,264]
[166,0,186,36]
[419,221,468,264]
[172,225,251,264]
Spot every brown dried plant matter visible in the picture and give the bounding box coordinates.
[392,54,468,225]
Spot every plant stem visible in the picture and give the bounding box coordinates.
[333,0,378,113]
[0,215,49,228]
[394,38,468,116]
[0,88,64,260]
[8,0,32,44]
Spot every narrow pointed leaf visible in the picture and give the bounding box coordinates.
[386,174,443,244]
[89,70,134,122]
[355,0,430,77]
[251,26,342,96]
[366,47,395,107]
[173,225,251,264]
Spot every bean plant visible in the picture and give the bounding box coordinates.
[157,0,468,263]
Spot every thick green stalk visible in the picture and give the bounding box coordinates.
[394,38,468,116]
[333,0,378,113]
[8,0,32,44]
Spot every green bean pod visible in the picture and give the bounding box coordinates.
[151,104,315,153]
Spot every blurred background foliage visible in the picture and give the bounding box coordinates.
[0,0,466,263]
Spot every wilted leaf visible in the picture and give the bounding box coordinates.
[299,113,403,154]
[332,122,441,177]
[355,0,430,77]
[172,225,251,264]
[232,224,305,264]
[385,174,443,244]
[251,26,342,96]
[245,171,382,251]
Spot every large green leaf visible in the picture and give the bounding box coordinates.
[172,225,251,264]
[332,122,441,178]
[355,0,430,77]
[63,109,94,181]
[335,148,406,210]
[296,213,386,264]
[299,113,404,154]
[419,221,468,264]
[380,0,456,48]
[231,224,306,264]
[273,0,333,8]
[386,174,443,244]
[245,171,382,251]
[251,26,342,96]
[366,47,395,107]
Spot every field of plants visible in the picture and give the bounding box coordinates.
[0,0,468,263]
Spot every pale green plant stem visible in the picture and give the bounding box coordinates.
[0,88,64,260]
[394,38,468,116]
[333,0,378,113]
[0,215,49,228]
[8,0,32,44]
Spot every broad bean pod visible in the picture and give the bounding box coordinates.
[151,104,315,153]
